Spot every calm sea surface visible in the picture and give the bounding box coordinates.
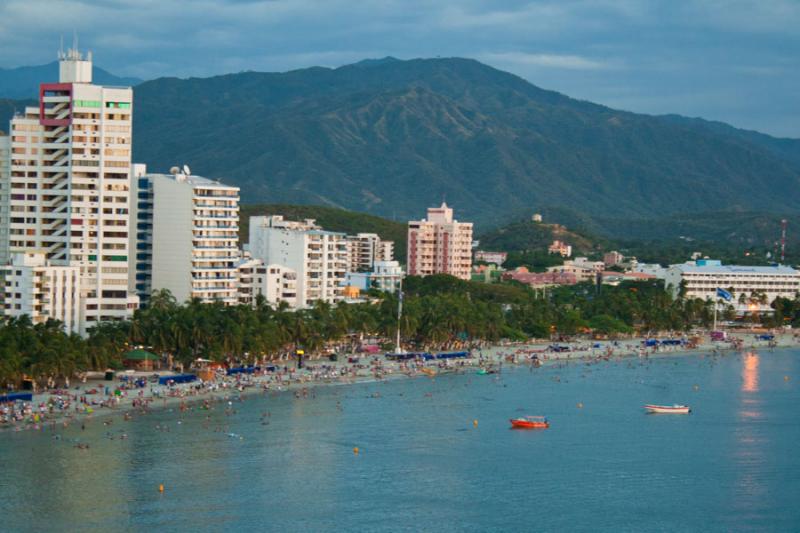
[2,349,799,532]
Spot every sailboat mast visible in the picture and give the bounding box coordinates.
[395,278,403,352]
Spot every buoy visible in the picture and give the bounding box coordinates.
[785,376,790,381]
[693,384,699,391]
[158,484,164,493]
[577,402,583,408]
[473,419,478,427]
[353,447,359,455]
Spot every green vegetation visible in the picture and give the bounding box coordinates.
[240,203,407,260]
[126,57,800,228]
[0,276,759,388]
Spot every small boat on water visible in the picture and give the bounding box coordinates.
[644,404,691,414]
[510,416,549,429]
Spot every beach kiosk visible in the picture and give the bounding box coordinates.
[123,349,160,371]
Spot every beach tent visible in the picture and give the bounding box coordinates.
[123,349,160,370]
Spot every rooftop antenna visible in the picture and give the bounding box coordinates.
[59,35,64,59]
[183,164,192,176]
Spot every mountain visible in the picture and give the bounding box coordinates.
[240,203,408,259]
[0,61,142,99]
[2,57,799,233]
[0,99,35,133]
[129,57,800,228]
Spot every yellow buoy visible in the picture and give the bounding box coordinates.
[353,447,359,455]
[473,419,478,427]
[785,376,790,381]
[158,484,164,493]
[577,402,583,409]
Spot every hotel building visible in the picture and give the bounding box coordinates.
[665,259,800,313]
[248,215,347,308]
[407,203,473,280]
[0,47,138,333]
[130,166,240,305]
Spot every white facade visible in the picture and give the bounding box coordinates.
[474,250,507,265]
[345,260,404,294]
[1,252,81,333]
[345,233,394,272]
[0,48,138,333]
[131,168,240,305]
[407,203,473,280]
[248,216,347,308]
[665,260,800,313]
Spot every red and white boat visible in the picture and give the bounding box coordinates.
[510,415,549,429]
[644,404,691,414]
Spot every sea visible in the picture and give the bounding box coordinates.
[1,348,799,532]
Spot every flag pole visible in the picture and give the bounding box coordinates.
[713,297,718,332]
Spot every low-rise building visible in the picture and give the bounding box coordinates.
[236,257,298,308]
[345,260,404,294]
[665,259,800,313]
[603,251,625,267]
[548,240,572,257]
[1,252,81,333]
[503,267,578,287]
[474,250,507,265]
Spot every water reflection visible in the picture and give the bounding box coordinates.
[742,352,759,393]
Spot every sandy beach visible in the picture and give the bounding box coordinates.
[2,330,795,432]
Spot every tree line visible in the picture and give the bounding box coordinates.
[1,275,775,388]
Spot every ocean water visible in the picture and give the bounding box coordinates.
[1,349,799,532]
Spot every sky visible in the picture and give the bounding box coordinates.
[0,0,798,137]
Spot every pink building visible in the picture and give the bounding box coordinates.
[407,203,473,280]
[502,268,577,287]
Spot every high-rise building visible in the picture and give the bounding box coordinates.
[0,47,138,333]
[248,215,347,308]
[344,233,393,272]
[407,203,473,280]
[130,166,240,305]
[1,252,81,333]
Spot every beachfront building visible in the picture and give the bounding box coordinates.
[0,47,138,333]
[474,250,507,265]
[248,216,347,308]
[407,203,473,280]
[345,260,404,294]
[235,257,298,308]
[130,166,240,306]
[344,233,394,273]
[665,259,800,313]
[1,252,81,333]
[547,240,572,257]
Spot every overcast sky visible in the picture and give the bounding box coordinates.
[1,0,798,137]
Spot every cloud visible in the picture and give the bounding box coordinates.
[479,52,615,71]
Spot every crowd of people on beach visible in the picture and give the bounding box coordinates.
[1,331,792,432]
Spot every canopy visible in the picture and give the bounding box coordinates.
[123,349,159,361]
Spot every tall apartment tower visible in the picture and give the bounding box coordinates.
[130,166,240,305]
[407,203,473,280]
[344,233,394,273]
[248,215,347,308]
[0,47,138,333]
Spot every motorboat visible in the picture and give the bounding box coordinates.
[510,415,549,429]
[644,404,691,414]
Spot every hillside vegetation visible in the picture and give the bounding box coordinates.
[123,57,800,228]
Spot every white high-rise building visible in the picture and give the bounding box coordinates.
[1,252,82,333]
[248,215,347,308]
[0,47,138,333]
[344,233,394,273]
[130,167,240,305]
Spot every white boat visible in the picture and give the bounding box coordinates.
[644,404,691,414]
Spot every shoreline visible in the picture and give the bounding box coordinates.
[2,332,796,433]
